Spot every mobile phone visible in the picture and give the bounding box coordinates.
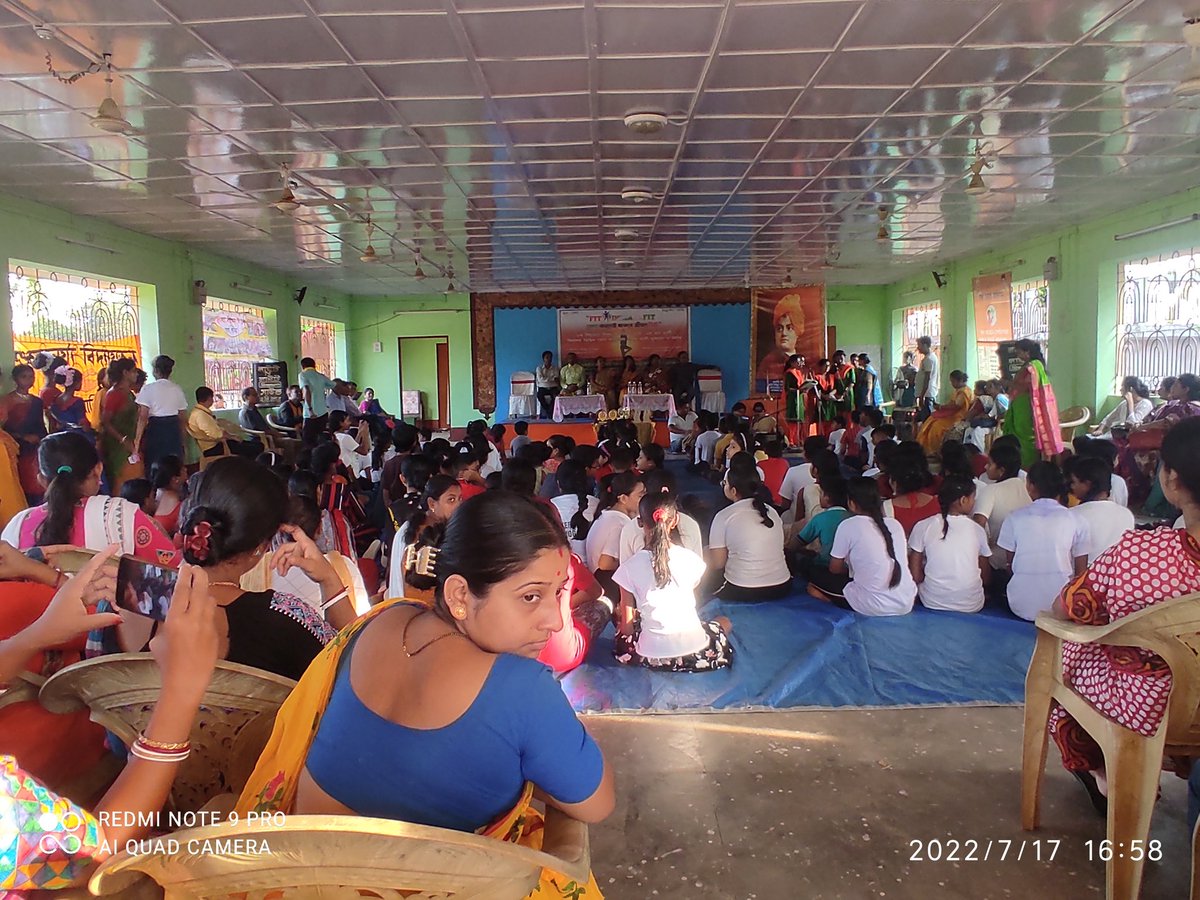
[115,556,180,621]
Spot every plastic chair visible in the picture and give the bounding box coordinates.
[39,654,296,813]
[88,807,592,900]
[1021,594,1200,900]
[509,370,538,420]
[1059,405,1091,444]
[697,366,725,413]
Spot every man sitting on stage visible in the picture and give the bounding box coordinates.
[560,353,585,396]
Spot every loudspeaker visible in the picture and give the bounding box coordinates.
[293,286,308,305]
[1043,257,1060,282]
[932,270,947,289]
[192,279,207,306]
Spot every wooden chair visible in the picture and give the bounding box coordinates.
[39,654,296,813]
[1059,405,1091,444]
[88,808,591,900]
[1021,594,1200,900]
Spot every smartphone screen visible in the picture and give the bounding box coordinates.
[52,549,98,575]
[115,556,180,621]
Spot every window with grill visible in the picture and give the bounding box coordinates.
[7,263,142,394]
[901,302,942,363]
[300,317,338,378]
[1116,252,1200,393]
[202,299,273,409]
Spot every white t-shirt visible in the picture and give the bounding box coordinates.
[481,442,502,478]
[708,498,790,588]
[335,431,370,476]
[585,508,630,571]
[973,476,1032,569]
[830,515,917,616]
[1071,500,1135,564]
[1110,474,1129,508]
[135,378,187,417]
[916,352,940,402]
[997,498,1090,621]
[669,411,698,436]
[780,463,815,510]
[613,546,709,659]
[829,429,846,458]
[909,515,991,613]
[617,510,704,563]
[551,493,599,560]
[694,430,720,466]
[796,480,824,526]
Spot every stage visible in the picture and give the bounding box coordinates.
[502,420,672,447]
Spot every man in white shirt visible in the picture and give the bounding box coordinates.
[668,401,698,453]
[914,336,939,423]
[535,350,561,420]
[132,354,188,470]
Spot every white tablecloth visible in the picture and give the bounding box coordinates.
[624,393,677,420]
[699,391,726,414]
[552,394,607,422]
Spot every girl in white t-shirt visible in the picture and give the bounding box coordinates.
[613,493,733,671]
[1065,454,1135,564]
[809,477,917,616]
[549,459,599,560]
[386,474,462,601]
[585,471,645,597]
[708,463,792,601]
[908,476,991,613]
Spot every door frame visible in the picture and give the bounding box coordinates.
[397,335,450,430]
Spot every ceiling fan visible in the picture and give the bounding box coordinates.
[269,164,342,213]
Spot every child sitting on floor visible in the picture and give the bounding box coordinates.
[1064,454,1134,564]
[789,474,850,583]
[908,475,991,613]
[613,492,733,672]
[997,461,1089,621]
[807,477,917,616]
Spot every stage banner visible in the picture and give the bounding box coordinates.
[558,307,690,361]
[752,286,826,394]
[973,273,1013,344]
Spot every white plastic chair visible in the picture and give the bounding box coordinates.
[697,367,725,413]
[509,370,538,419]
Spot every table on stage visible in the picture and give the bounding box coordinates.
[552,394,607,422]
[624,393,677,420]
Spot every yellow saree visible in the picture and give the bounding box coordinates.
[235,599,603,900]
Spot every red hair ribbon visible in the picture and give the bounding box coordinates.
[183,521,212,562]
[652,507,668,523]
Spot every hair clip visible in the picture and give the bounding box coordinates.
[183,521,212,562]
[403,544,440,578]
[652,507,669,523]
[56,465,73,475]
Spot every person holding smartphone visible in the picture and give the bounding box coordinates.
[0,548,225,890]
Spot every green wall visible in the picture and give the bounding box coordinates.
[827,284,889,361]
[881,184,1200,415]
[0,192,353,407]
[346,293,480,427]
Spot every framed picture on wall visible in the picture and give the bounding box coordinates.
[751,286,827,395]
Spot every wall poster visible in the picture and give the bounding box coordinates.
[557,307,690,362]
[751,285,827,395]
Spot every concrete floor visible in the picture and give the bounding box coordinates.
[586,707,1191,900]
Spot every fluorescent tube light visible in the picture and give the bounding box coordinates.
[230,281,273,297]
[56,235,118,255]
[1114,214,1200,242]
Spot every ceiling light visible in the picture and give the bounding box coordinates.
[90,55,134,134]
[614,228,638,241]
[1176,19,1200,97]
[623,112,669,134]
[783,268,794,286]
[33,25,55,40]
[620,187,656,203]
[613,258,635,269]
[964,141,994,196]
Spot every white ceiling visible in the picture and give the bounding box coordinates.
[0,0,1198,295]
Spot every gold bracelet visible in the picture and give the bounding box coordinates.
[137,733,191,752]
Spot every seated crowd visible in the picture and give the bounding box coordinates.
[4,348,1200,889]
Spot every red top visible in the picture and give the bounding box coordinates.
[889,492,939,537]
[458,480,486,501]
[758,457,790,506]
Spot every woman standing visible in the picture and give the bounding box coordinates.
[47,366,90,433]
[813,359,840,437]
[99,357,142,493]
[0,364,47,504]
[1048,418,1200,815]
[1004,339,1063,468]
[87,367,108,432]
[783,354,813,447]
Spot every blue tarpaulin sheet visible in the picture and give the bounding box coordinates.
[561,594,1036,714]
